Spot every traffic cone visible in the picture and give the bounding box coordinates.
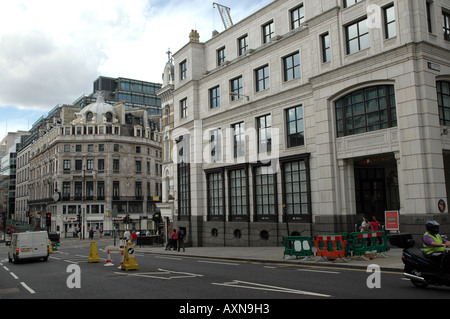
[88,241,100,263]
[121,241,138,271]
[104,250,114,266]
[118,249,124,269]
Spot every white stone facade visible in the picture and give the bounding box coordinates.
[163,0,450,246]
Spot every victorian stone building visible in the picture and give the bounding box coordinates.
[17,94,162,237]
[161,0,450,247]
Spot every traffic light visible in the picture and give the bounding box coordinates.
[46,213,51,227]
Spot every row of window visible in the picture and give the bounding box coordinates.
[60,180,162,200]
[178,157,310,220]
[62,143,161,157]
[62,158,162,175]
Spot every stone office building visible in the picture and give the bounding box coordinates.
[161,0,450,246]
[18,94,162,237]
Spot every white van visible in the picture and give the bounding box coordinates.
[7,231,50,263]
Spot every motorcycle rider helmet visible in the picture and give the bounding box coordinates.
[426,220,440,235]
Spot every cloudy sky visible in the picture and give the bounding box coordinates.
[0,0,273,140]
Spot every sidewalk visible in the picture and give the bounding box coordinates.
[107,242,405,272]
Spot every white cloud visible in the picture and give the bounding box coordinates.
[0,0,273,112]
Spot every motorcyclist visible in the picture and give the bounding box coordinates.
[423,220,450,268]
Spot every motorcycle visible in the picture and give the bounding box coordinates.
[389,233,450,288]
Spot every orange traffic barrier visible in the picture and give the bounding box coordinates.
[315,235,347,261]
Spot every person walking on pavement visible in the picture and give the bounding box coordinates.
[177,228,185,252]
[166,229,177,250]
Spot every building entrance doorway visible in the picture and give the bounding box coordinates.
[354,153,399,223]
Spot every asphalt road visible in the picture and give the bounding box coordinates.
[1,238,450,306]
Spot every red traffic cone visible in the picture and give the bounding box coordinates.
[104,250,114,266]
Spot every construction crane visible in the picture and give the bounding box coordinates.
[213,2,233,30]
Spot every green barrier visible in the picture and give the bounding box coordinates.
[282,236,314,260]
[348,231,389,258]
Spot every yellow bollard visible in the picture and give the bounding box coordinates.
[88,241,100,263]
[121,241,138,271]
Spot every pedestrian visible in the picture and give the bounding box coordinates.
[165,229,177,250]
[177,228,185,252]
[131,229,137,246]
[360,216,373,232]
[124,229,131,243]
[89,227,94,240]
[370,216,381,231]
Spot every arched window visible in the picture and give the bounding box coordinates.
[437,81,450,126]
[86,112,93,122]
[105,112,112,123]
[335,85,397,137]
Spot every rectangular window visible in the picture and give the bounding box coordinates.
[207,171,224,218]
[178,162,190,217]
[180,60,187,80]
[238,35,248,56]
[290,5,305,30]
[262,21,274,44]
[426,1,433,33]
[75,145,82,152]
[229,169,247,218]
[254,166,276,219]
[209,86,220,109]
[63,160,71,171]
[384,4,396,39]
[286,105,304,148]
[86,159,94,171]
[87,145,93,153]
[64,145,70,152]
[283,159,309,217]
[136,160,142,173]
[283,52,300,81]
[444,11,450,41]
[437,81,450,126]
[74,182,82,200]
[217,47,226,66]
[97,181,105,199]
[113,159,120,171]
[344,0,363,8]
[255,65,270,92]
[230,76,243,101]
[98,159,105,171]
[113,181,120,198]
[346,18,369,54]
[63,182,70,199]
[232,122,245,158]
[75,160,82,171]
[257,114,272,153]
[180,98,188,118]
[321,32,331,63]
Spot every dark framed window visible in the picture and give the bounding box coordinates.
[238,35,248,56]
[257,114,272,153]
[384,4,396,39]
[63,160,71,171]
[283,52,300,81]
[438,81,450,126]
[210,129,222,162]
[444,11,450,41]
[345,18,369,54]
[217,47,226,66]
[335,85,397,137]
[229,168,248,219]
[230,76,243,101]
[290,5,305,30]
[262,21,274,44]
[180,98,188,118]
[426,1,433,33]
[207,171,224,220]
[255,65,270,92]
[209,86,220,109]
[344,0,362,8]
[283,159,309,215]
[253,165,276,221]
[232,122,245,158]
[321,32,331,62]
[180,60,187,80]
[286,105,304,147]
[178,163,190,217]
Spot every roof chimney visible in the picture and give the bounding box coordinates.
[189,29,200,43]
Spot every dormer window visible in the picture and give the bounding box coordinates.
[86,112,93,122]
[105,112,113,123]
